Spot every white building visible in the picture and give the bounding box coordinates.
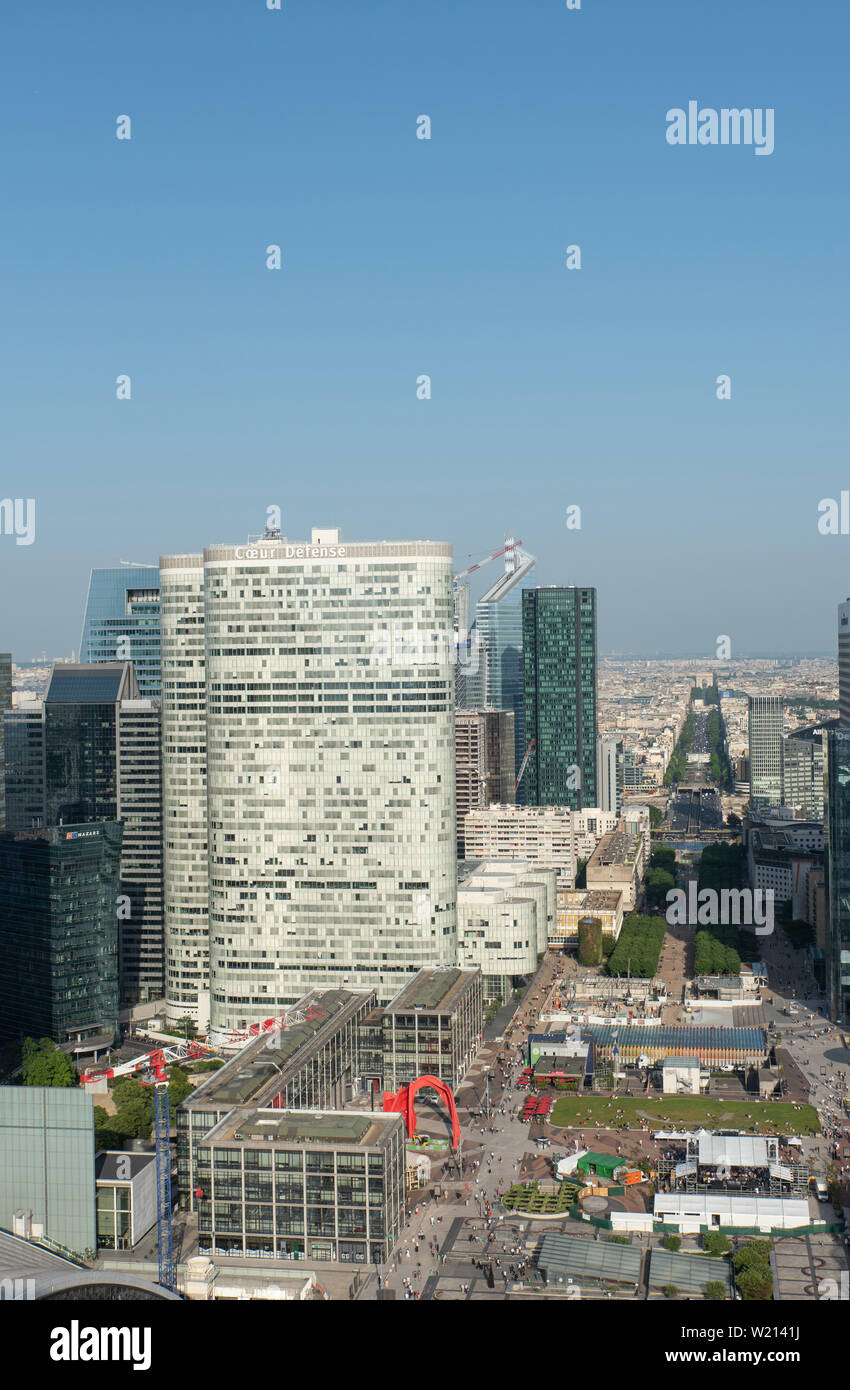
[457,858,556,999]
[651,1192,811,1235]
[462,804,576,886]
[162,528,458,1036]
[596,737,623,816]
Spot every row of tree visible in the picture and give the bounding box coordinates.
[605,913,667,978]
[695,844,746,973]
[664,708,696,786]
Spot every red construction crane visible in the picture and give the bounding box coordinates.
[515,738,536,794]
[452,538,523,588]
[81,1039,218,1087]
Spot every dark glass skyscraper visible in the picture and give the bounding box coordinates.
[43,663,163,1004]
[522,587,597,810]
[826,727,850,1025]
[80,566,161,698]
[44,663,138,825]
[0,653,11,831]
[0,821,122,1046]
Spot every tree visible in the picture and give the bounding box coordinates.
[702,1232,730,1256]
[726,813,741,829]
[112,1077,152,1111]
[574,857,588,890]
[168,1066,194,1109]
[110,1097,153,1140]
[21,1037,77,1088]
[646,867,675,910]
[663,1284,679,1299]
[662,1234,681,1252]
[704,1281,727,1301]
[735,1265,773,1301]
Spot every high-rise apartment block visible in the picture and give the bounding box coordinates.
[462,803,576,886]
[454,709,515,856]
[522,587,597,809]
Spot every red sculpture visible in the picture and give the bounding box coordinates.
[382,1074,461,1149]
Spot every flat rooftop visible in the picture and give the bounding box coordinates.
[587,831,640,867]
[185,989,372,1110]
[200,1108,401,1149]
[385,966,479,1015]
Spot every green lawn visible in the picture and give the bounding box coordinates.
[549,1095,820,1136]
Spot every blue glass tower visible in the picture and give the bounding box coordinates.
[80,566,161,698]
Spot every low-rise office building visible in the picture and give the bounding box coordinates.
[177,987,375,1208]
[585,830,645,911]
[95,1151,157,1251]
[194,1108,405,1266]
[0,1087,96,1258]
[552,888,624,950]
[378,966,482,1092]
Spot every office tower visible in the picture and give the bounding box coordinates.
[159,555,208,1028]
[473,598,527,798]
[455,709,515,856]
[80,565,161,698]
[116,699,164,1003]
[44,663,138,824]
[840,601,850,727]
[827,728,850,1024]
[783,725,826,821]
[0,822,122,1047]
[0,653,11,830]
[455,539,530,713]
[43,663,163,1006]
[522,586,598,810]
[748,695,783,810]
[160,527,458,1038]
[205,528,456,1032]
[596,736,624,815]
[3,703,45,830]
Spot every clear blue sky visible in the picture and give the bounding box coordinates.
[1,0,848,659]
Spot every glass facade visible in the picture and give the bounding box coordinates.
[3,705,45,831]
[0,822,122,1045]
[827,728,850,1024]
[0,653,11,830]
[474,599,527,800]
[0,1086,97,1256]
[80,567,161,699]
[194,1111,405,1265]
[44,664,137,825]
[522,587,597,810]
[748,695,783,810]
[177,987,374,1206]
